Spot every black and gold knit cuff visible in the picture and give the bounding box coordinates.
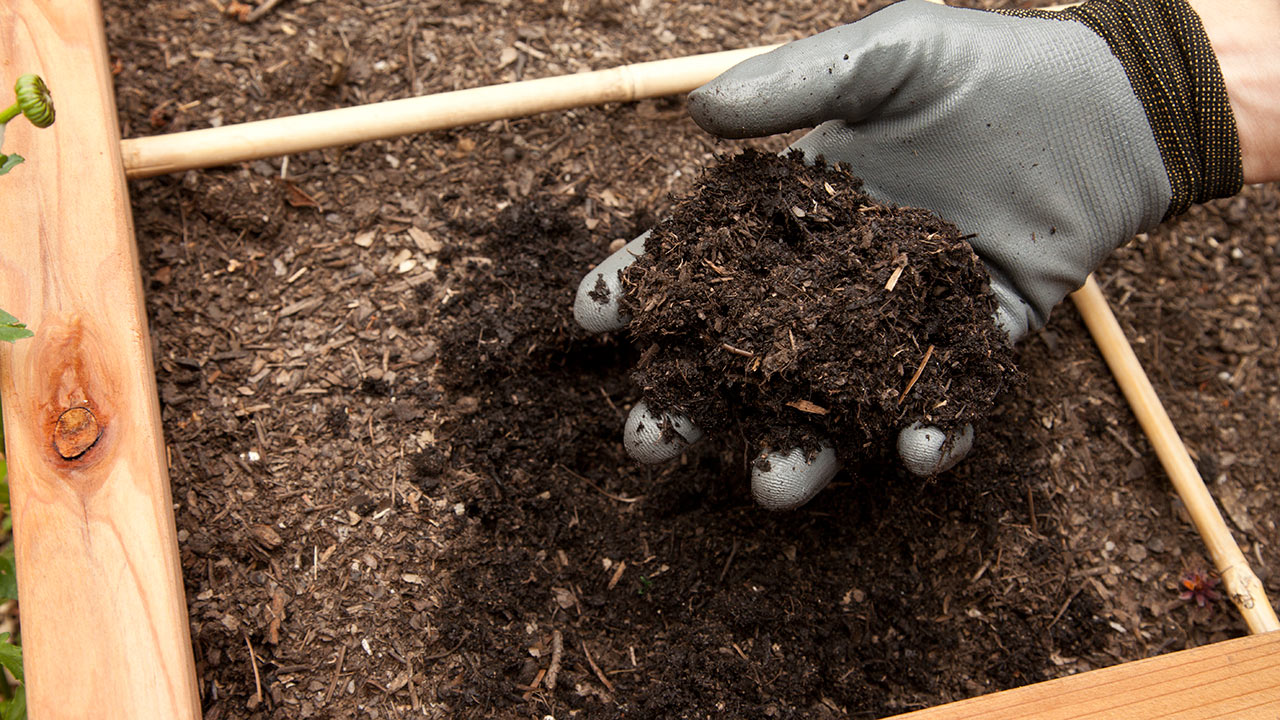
[1003,0,1242,218]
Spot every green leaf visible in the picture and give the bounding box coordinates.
[0,311,31,344]
[0,684,24,720]
[0,328,32,344]
[0,550,15,603]
[0,155,22,177]
[0,635,21,683]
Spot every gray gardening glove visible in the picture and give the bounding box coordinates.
[576,0,1241,509]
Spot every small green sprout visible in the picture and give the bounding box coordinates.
[637,574,653,595]
[0,74,55,177]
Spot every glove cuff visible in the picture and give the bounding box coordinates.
[1006,0,1242,219]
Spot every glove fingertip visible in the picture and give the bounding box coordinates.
[573,269,624,333]
[897,422,974,476]
[751,445,839,511]
[624,402,703,464]
[573,233,649,334]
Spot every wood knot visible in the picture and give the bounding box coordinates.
[54,406,101,460]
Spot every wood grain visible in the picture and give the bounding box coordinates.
[0,1,201,717]
[892,630,1280,719]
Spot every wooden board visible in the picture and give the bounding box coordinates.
[892,630,1280,719]
[0,1,201,717]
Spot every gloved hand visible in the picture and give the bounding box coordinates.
[575,0,1241,509]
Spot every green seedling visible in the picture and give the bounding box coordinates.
[0,74,55,177]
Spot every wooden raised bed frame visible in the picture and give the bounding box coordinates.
[1,1,1275,717]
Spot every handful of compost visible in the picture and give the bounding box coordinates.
[586,150,1020,506]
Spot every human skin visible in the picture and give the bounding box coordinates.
[1192,0,1280,183]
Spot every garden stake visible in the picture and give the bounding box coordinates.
[120,44,781,179]
[1071,275,1279,634]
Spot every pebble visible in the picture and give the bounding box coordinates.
[1126,543,1148,563]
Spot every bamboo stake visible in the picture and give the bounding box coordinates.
[0,2,200,717]
[120,44,780,179]
[1071,275,1279,634]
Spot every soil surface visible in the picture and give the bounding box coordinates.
[93,1,1280,719]
[620,149,1018,461]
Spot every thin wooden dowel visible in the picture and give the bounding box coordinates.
[120,44,780,179]
[1071,275,1279,634]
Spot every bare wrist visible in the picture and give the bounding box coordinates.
[1192,0,1280,183]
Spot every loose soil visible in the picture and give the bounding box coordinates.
[88,1,1280,719]
[620,150,1018,461]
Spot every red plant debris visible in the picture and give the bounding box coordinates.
[1179,569,1222,608]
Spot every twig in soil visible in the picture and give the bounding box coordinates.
[721,342,755,358]
[421,631,470,662]
[545,630,564,691]
[520,668,547,700]
[1028,486,1039,536]
[581,639,615,692]
[406,18,419,95]
[1047,587,1085,631]
[898,344,935,405]
[885,264,906,292]
[323,644,347,703]
[242,0,287,23]
[718,539,739,584]
[407,657,421,710]
[556,464,642,503]
[244,631,263,707]
[607,560,627,590]
[1104,425,1142,459]
[599,386,622,418]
